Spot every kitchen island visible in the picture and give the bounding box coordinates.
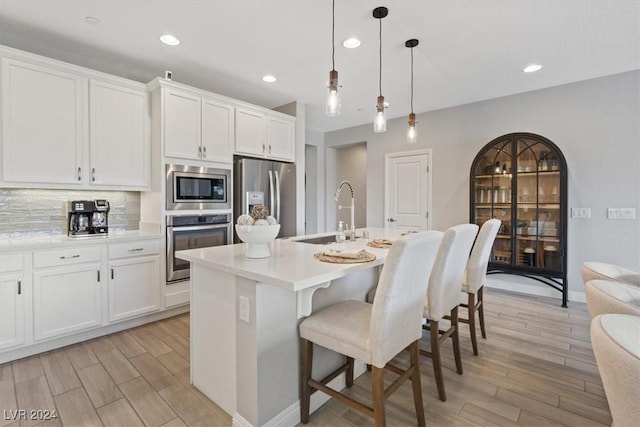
[176,227,407,427]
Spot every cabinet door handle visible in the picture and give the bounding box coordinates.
[387,218,397,222]
[262,143,266,153]
[97,270,101,282]
[202,146,207,158]
[92,168,96,182]
[198,146,202,158]
[128,248,144,252]
[268,144,272,154]
[60,254,80,259]
[17,279,21,295]
[77,167,82,181]
[111,268,114,280]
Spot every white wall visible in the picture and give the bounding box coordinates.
[324,71,640,298]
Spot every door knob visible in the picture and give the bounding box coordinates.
[388,218,397,222]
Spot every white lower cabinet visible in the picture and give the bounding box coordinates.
[33,263,102,341]
[108,240,161,322]
[0,272,25,350]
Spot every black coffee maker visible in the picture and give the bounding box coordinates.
[68,200,110,237]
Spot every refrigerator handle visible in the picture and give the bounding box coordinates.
[274,170,281,223]
[268,170,275,217]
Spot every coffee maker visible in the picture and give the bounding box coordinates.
[68,200,110,237]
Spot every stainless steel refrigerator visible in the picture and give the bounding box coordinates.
[233,157,296,240]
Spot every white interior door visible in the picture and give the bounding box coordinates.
[384,150,432,230]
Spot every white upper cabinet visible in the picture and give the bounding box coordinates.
[1,57,85,186]
[162,87,234,164]
[202,97,234,163]
[90,80,149,188]
[235,107,267,157]
[163,88,202,160]
[235,107,295,162]
[0,47,150,190]
[267,116,295,161]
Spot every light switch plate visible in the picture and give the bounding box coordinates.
[239,296,250,323]
[571,207,591,218]
[607,208,636,219]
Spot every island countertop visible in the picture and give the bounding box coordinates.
[176,227,407,292]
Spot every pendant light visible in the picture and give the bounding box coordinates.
[405,38,419,144]
[373,6,388,133]
[326,0,340,116]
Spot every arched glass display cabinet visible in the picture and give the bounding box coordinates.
[470,133,568,307]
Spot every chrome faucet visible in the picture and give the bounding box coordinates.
[334,181,356,240]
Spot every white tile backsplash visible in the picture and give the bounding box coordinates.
[0,189,140,236]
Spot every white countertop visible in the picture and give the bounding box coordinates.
[0,229,162,252]
[177,227,410,292]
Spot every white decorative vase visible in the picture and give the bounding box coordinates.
[235,224,280,258]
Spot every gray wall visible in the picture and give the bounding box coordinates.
[334,143,367,229]
[324,71,640,297]
[273,101,306,236]
[305,127,326,233]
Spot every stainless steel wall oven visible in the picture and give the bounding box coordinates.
[166,213,232,283]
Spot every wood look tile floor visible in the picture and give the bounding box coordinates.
[0,289,611,426]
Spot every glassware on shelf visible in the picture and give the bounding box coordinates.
[551,185,559,202]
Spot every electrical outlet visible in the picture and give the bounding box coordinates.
[571,207,591,218]
[607,208,636,220]
[239,296,250,323]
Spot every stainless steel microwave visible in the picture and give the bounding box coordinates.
[166,164,231,210]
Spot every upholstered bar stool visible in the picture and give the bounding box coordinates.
[581,261,640,287]
[584,279,640,318]
[590,314,640,426]
[299,231,443,427]
[422,223,478,402]
[459,219,501,356]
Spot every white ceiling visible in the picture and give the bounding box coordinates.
[1,1,638,133]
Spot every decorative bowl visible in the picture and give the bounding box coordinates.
[235,224,280,258]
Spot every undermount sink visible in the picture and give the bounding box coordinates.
[293,234,359,245]
[293,235,339,245]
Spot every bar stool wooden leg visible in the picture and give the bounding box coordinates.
[478,287,487,339]
[346,356,354,387]
[429,320,446,401]
[451,306,463,375]
[300,338,313,424]
[409,341,426,427]
[467,293,479,356]
[371,366,386,427]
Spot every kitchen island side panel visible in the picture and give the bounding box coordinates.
[190,265,237,416]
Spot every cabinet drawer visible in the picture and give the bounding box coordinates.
[109,240,160,259]
[33,246,102,269]
[0,253,23,273]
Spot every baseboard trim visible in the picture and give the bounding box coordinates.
[486,278,586,304]
[0,306,189,364]
[232,361,367,427]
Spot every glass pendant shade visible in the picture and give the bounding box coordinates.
[326,69,340,116]
[407,113,417,143]
[372,7,388,133]
[374,95,386,133]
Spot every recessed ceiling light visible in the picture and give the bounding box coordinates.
[262,75,277,83]
[160,34,180,46]
[523,64,543,73]
[85,16,100,25]
[342,37,361,49]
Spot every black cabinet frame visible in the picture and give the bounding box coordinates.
[470,133,568,307]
